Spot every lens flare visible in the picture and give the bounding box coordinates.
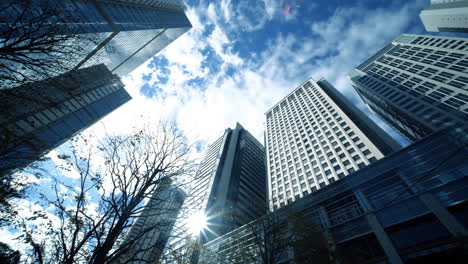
[187,211,208,236]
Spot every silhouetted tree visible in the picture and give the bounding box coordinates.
[0,0,100,87]
[0,242,21,264]
[10,123,194,264]
[200,210,332,264]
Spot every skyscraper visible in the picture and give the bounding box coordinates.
[265,78,400,210]
[162,123,266,261]
[0,64,131,175]
[420,0,468,33]
[347,34,468,142]
[2,0,191,83]
[115,179,186,264]
[201,127,468,264]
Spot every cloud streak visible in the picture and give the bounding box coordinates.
[100,0,427,152]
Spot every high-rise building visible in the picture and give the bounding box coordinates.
[2,0,191,83]
[115,179,186,264]
[0,64,131,175]
[200,128,468,264]
[265,78,400,210]
[420,0,468,33]
[162,123,266,262]
[347,34,468,142]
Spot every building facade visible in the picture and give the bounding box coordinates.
[162,123,266,262]
[420,0,468,33]
[347,34,468,142]
[115,179,186,264]
[200,128,468,264]
[265,78,400,211]
[2,0,191,84]
[0,64,131,175]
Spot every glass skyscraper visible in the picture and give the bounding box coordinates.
[200,128,468,264]
[115,179,186,264]
[0,64,131,175]
[265,78,401,210]
[420,0,468,33]
[347,34,468,142]
[2,0,191,82]
[162,123,266,262]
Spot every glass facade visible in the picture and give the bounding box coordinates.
[116,179,186,264]
[1,0,191,84]
[347,34,468,142]
[265,78,400,211]
[162,123,266,262]
[0,64,131,175]
[200,128,468,264]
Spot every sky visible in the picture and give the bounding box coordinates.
[0,0,440,254]
[98,0,437,152]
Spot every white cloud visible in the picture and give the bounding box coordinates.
[90,1,425,154]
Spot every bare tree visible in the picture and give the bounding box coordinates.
[0,0,101,88]
[0,64,116,223]
[199,210,332,264]
[10,123,194,264]
[0,242,21,264]
[160,235,204,264]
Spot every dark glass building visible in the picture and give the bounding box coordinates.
[347,34,468,142]
[2,0,191,82]
[115,179,186,264]
[0,64,131,175]
[200,128,468,264]
[162,123,266,262]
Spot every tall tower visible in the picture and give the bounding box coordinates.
[347,34,468,142]
[115,179,186,264]
[0,64,131,175]
[162,123,266,262]
[1,0,191,84]
[265,78,400,210]
[420,0,468,33]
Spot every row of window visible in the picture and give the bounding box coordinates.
[410,36,468,52]
[266,82,379,208]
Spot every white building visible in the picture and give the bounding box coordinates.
[420,0,468,33]
[347,34,468,142]
[265,78,400,210]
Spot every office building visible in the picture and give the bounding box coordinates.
[162,123,266,262]
[420,0,468,33]
[347,34,468,142]
[200,128,468,264]
[2,0,191,84]
[265,78,400,210]
[0,64,131,175]
[116,179,186,264]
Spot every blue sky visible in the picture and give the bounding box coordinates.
[2,0,456,254]
[107,0,439,151]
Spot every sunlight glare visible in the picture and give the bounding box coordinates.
[187,211,208,236]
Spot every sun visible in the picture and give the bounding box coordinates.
[187,211,208,236]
